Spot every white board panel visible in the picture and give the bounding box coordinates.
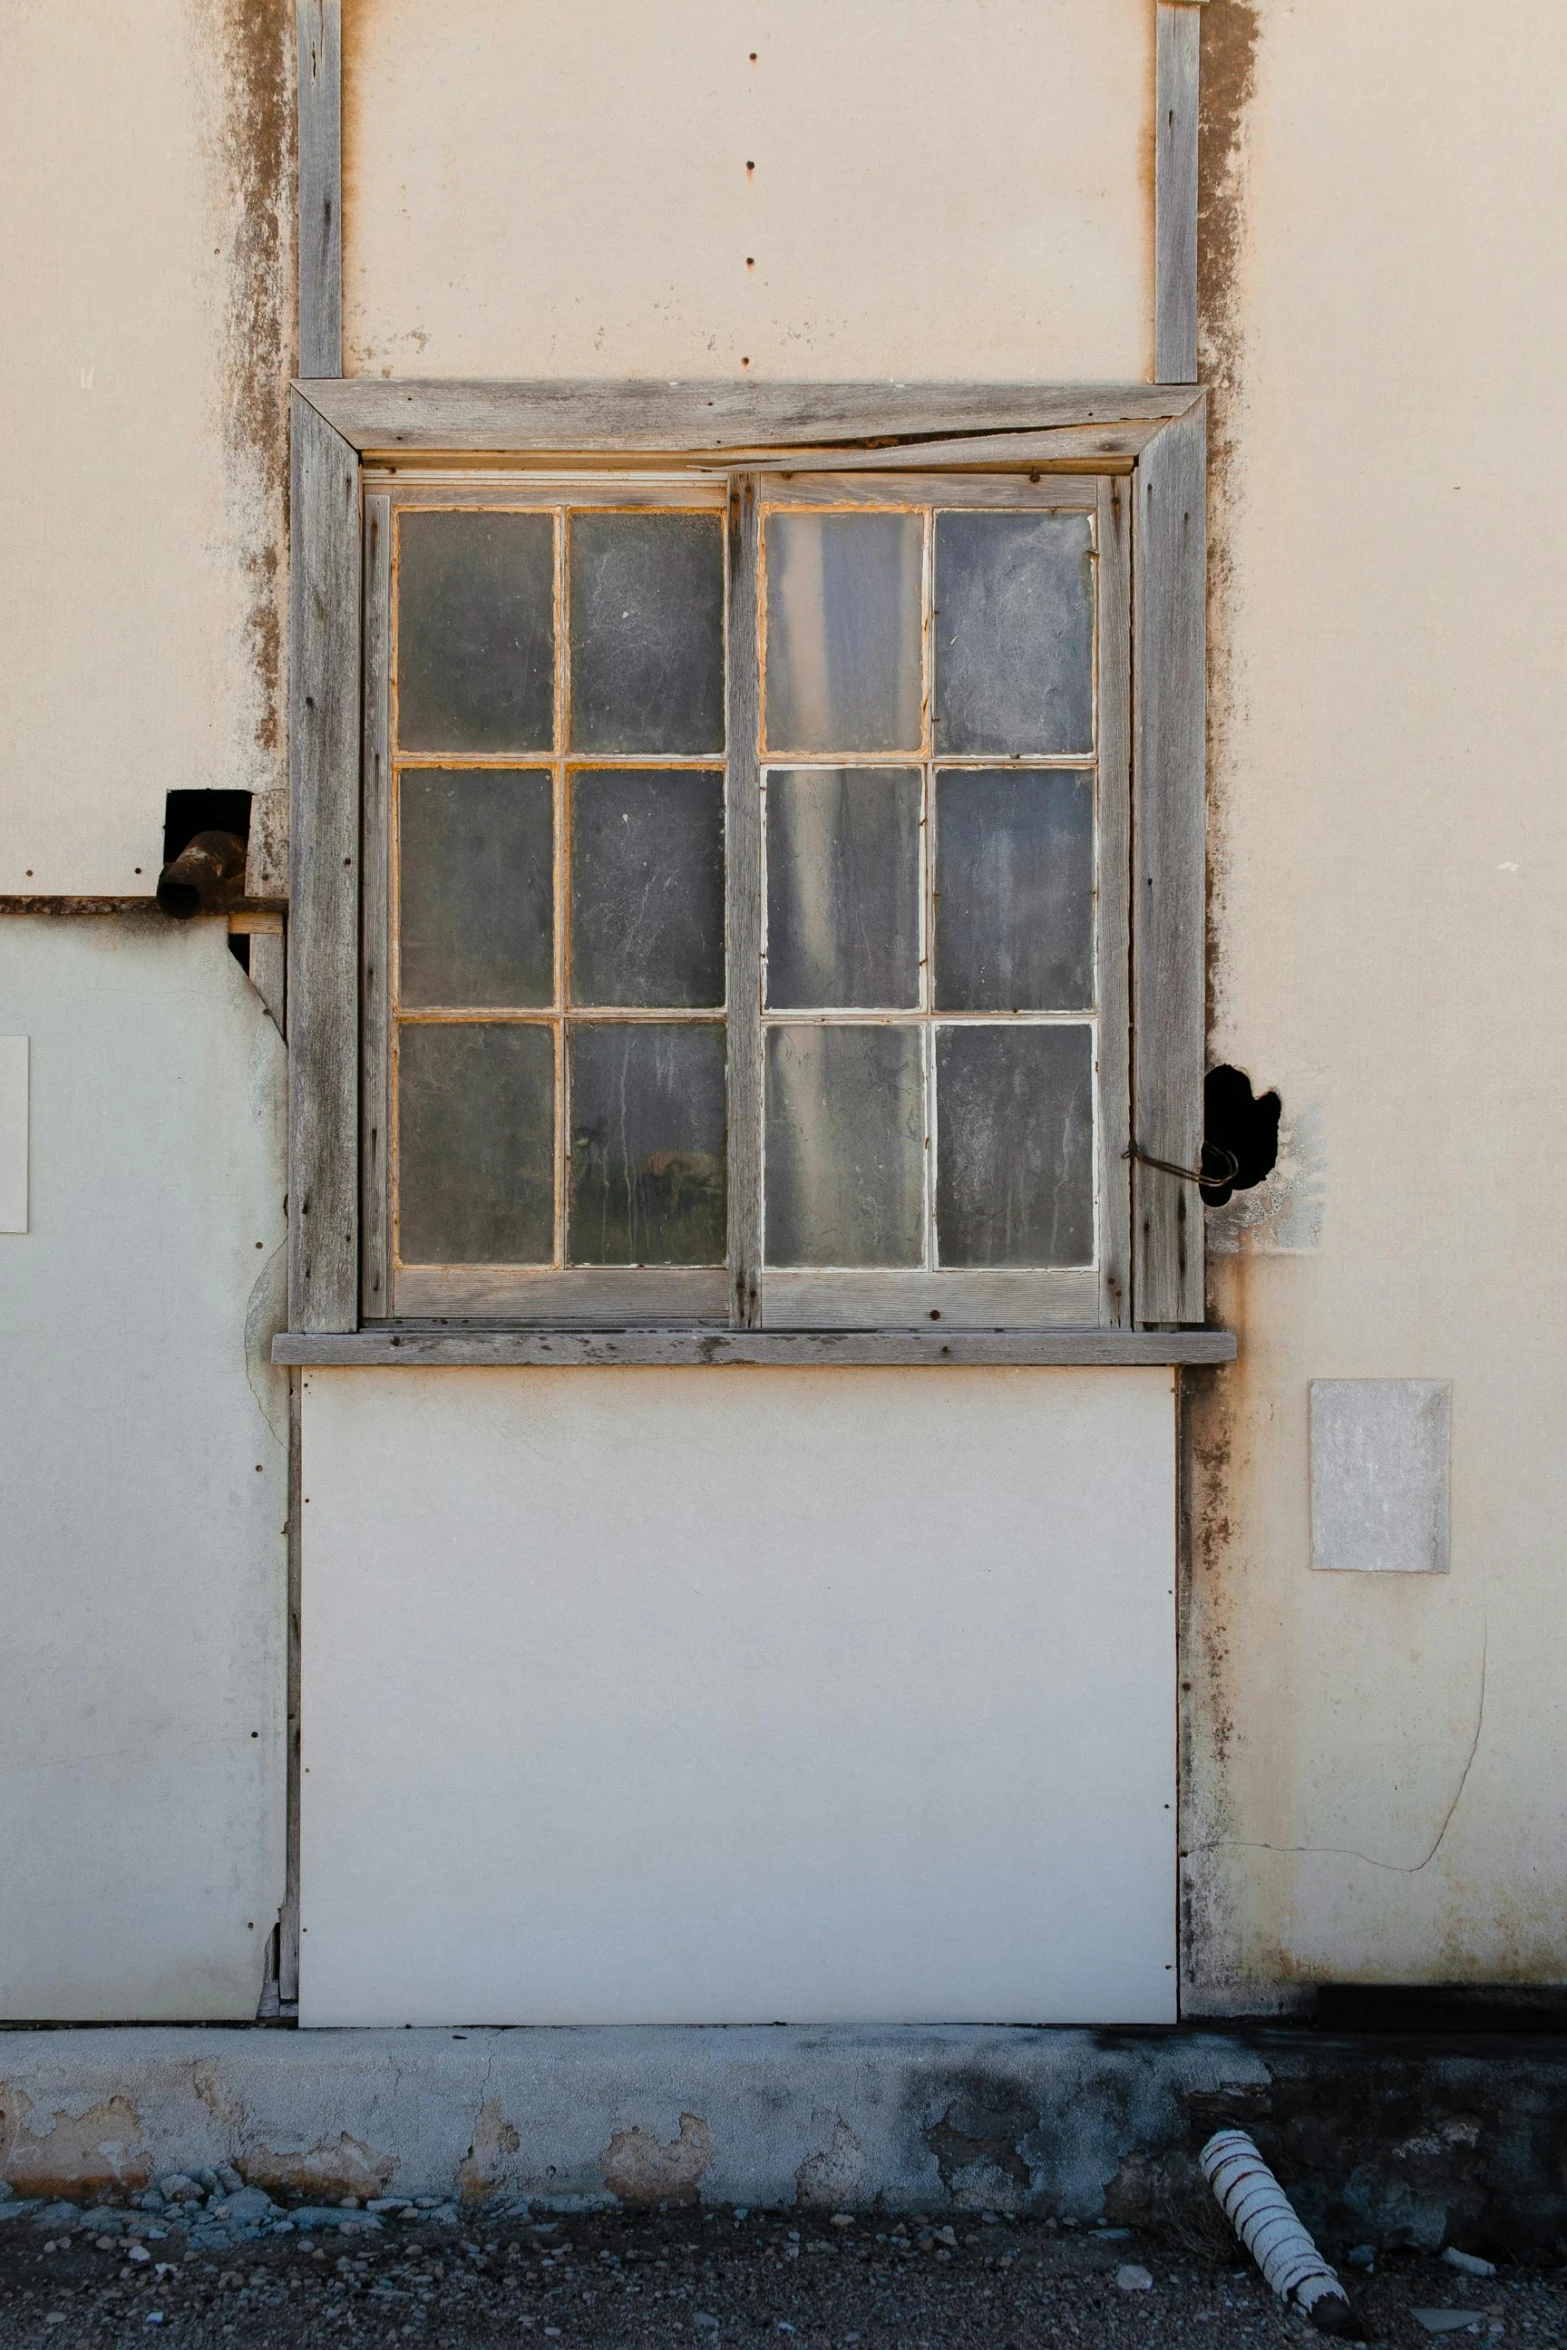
[343,0,1153,384]
[0,918,287,2018]
[301,1364,1176,2026]
[0,1037,27,1232]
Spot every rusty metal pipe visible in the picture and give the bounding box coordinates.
[156,830,249,918]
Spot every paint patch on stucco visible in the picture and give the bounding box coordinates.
[244,2132,397,2200]
[795,2119,867,2209]
[457,2100,522,2202]
[0,2088,150,2198]
[600,2114,713,2207]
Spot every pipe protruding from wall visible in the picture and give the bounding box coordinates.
[156,830,250,918]
[1201,2129,1357,2334]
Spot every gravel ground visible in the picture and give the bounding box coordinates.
[1,2203,1564,2350]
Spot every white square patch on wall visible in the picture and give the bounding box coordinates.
[0,1038,27,1233]
[1310,1379,1451,1574]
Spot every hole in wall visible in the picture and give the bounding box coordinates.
[1201,1064,1281,1206]
[162,789,252,867]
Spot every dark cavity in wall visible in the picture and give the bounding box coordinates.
[1201,1064,1279,1206]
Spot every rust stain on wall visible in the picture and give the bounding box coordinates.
[192,0,293,893]
[1184,0,1261,2008]
[600,2114,714,2207]
[0,2088,150,2198]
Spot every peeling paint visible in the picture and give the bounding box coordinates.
[795,2120,867,2210]
[458,2100,522,2203]
[600,2114,713,2207]
[0,2088,150,2199]
[243,2132,397,2202]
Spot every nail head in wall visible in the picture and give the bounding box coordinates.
[1310,1379,1451,1575]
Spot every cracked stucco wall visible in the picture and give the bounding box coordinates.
[1184,0,1567,2001]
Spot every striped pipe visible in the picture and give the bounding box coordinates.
[1200,2128,1353,2328]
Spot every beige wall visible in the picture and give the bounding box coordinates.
[0,0,290,896]
[1185,0,1567,1998]
[342,0,1153,384]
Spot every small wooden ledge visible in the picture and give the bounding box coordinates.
[273,1326,1237,1370]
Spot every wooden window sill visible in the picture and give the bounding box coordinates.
[273,1326,1236,1369]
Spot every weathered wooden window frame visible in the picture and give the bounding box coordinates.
[278,379,1223,1371]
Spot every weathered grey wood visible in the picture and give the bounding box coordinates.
[1096,474,1133,1327]
[359,495,392,1320]
[288,390,361,1330]
[296,378,1200,455]
[274,1324,1236,1369]
[759,470,1098,511]
[1132,397,1207,1326]
[296,1,342,379]
[247,928,287,1033]
[394,1267,730,1323]
[1156,2,1203,385]
[722,424,1160,473]
[244,786,290,902]
[763,1269,1099,1330]
[726,476,763,1328]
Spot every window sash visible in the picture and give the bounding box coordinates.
[361,465,1130,1330]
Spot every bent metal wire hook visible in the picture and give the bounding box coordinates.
[1123,1139,1241,1190]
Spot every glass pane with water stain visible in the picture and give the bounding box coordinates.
[933,511,1094,756]
[935,1024,1093,1266]
[569,1023,727,1264]
[396,510,555,754]
[398,768,554,1009]
[934,769,1094,1012]
[569,513,725,754]
[765,767,921,1010]
[765,1024,924,1267]
[569,769,725,1008]
[397,1021,554,1264]
[763,511,924,754]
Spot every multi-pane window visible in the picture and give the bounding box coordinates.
[364,470,1129,1329]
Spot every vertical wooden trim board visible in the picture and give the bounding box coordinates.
[1132,397,1207,1326]
[288,390,362,1332]
[296,0,343,380]
[724,478,763,1329]
[359,495,392,1321]
[1096,476,1133,1328]
[1155,1,1204,385]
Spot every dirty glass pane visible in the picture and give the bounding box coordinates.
[764,512,923,753]
[396,510,555,754]
[398,769,554,1009]
[569,512,725,754]
[569,769,724,1008]
[933,511,1094,756]
[765,767,920,1010]
[397,1021,554,1264]
[569,1023,727,1264]
[935,1025,1093,1267]
[764,1025,924,1267]
[934,769,1094,1012]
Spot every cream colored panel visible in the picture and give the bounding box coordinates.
[0,918,287,2018]
[0,2,289,894]
[301,1365,1176,2025]
[343,0,1153,383]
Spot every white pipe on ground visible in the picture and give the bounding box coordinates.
[1200,2128,1356,2333]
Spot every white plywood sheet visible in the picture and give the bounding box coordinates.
[301,1364,1176,2026]
[343,0,1153,384]
[0,919,287,2017]
[0,1038,27,1232]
